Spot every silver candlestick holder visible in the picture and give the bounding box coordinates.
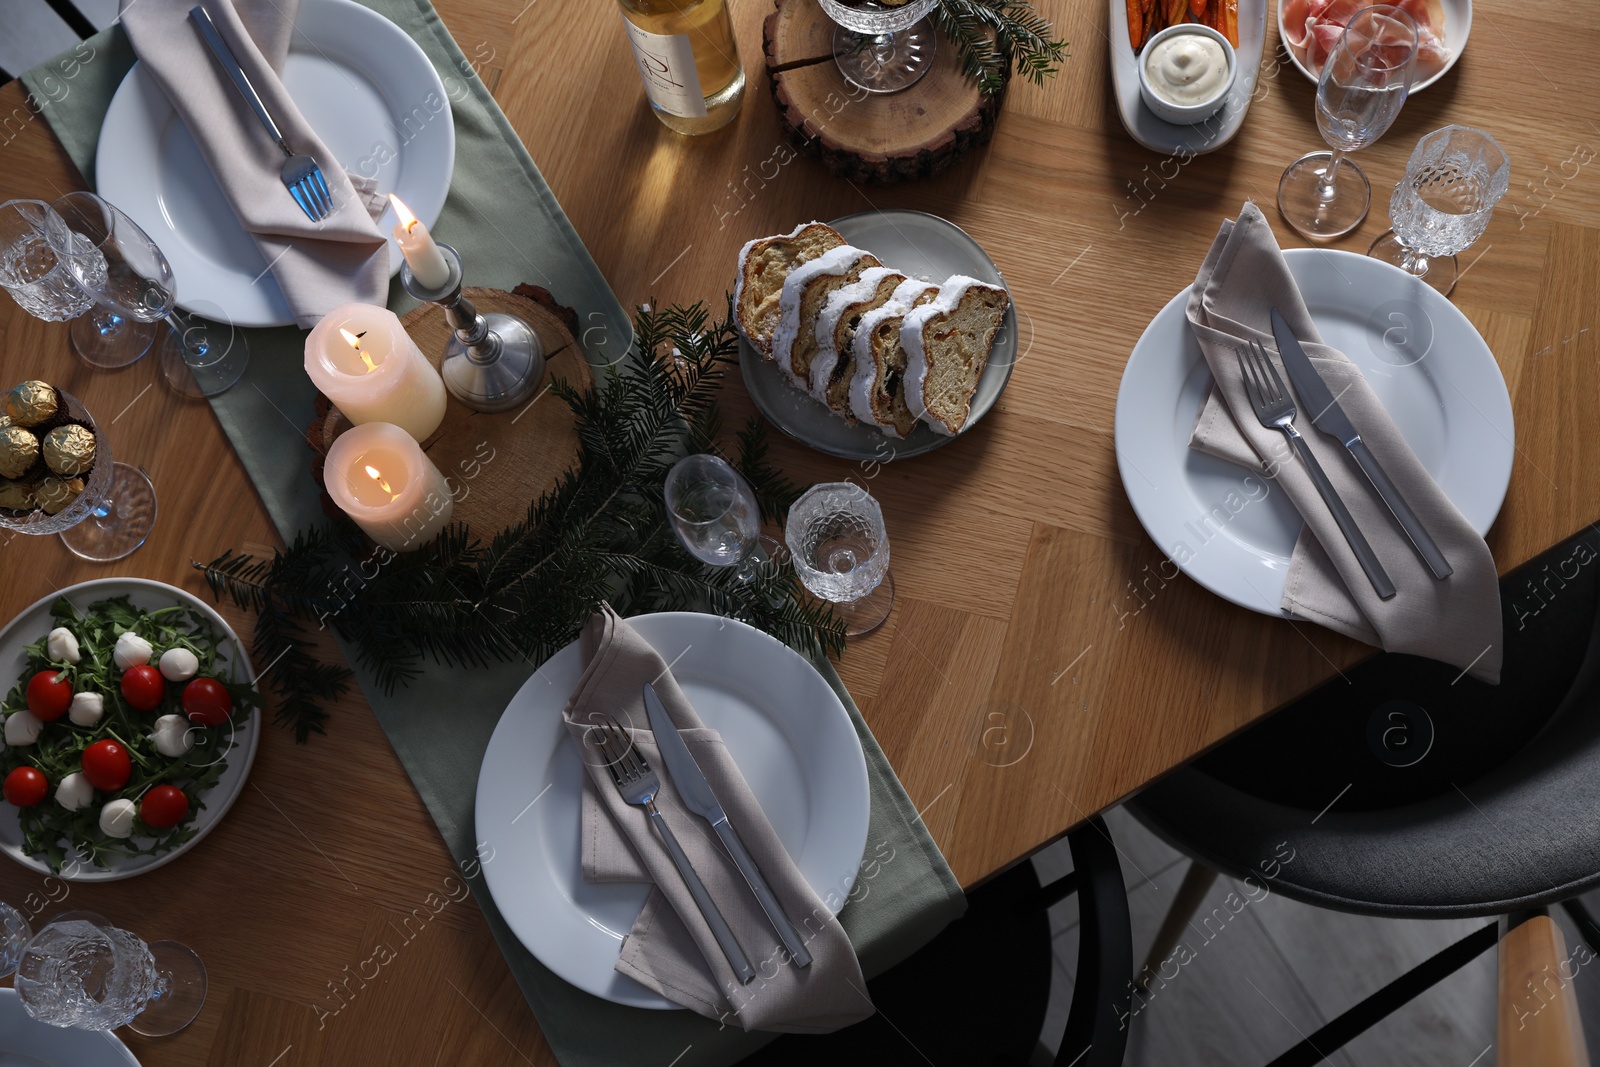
[399,241,544,412]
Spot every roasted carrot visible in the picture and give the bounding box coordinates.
[1128,0,1146,49]
[1166,0,1189,27]
[1220,0,1237,46]
[1191,0,1208,20]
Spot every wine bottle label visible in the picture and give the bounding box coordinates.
[621,17,708,119]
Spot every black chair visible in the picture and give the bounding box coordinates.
[1126,525,1600,1065]
[742,816,1133,1067]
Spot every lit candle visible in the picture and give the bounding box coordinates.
[389,194,452,290]
[324,422,454,551]
[304,303,447,442]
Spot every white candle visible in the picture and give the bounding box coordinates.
[389,194,452,290]
[305,303,447,442]
[324,422,454,552]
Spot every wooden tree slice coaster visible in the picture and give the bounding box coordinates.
[308,286,593,543]
[762,0,1006,184]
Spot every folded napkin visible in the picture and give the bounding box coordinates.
[1187,202,1503,682]
[563,606,874,1031]
[119,0,389,327]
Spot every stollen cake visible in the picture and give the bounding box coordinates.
[901,275,1010,436]
[734,221,846,354]
[808,267,907,416]
[771,245,882,386]
[848,278,941,438]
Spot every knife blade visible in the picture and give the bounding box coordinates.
[643,683,813,968]
[1270,308,1453,580]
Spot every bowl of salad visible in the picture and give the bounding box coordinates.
[0,578,261,880]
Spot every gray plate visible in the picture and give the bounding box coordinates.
[739,209,1018,461]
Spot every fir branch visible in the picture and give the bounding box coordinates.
[935,0,1069,94]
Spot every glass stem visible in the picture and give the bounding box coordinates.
[93,307,125,339]
[1399,245,1430,277]
[1317,149,1347,202]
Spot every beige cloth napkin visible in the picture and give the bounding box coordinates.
[119,0,389,328]
[563,606,873,1031]
[1187,202,1502,682]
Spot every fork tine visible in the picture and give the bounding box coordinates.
[311,167,333,213]
[299,177,328,221]
[1235,348,1262,410]
[287,182,315,222]
[1254,340,1289,404]
[307,173,331,218]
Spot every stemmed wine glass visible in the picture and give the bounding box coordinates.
[1278,6,1419,240]
[0,201,99,326]
[49,193,248,399]
[816,0,940,94]
[785,481,893,636]
[1368,125,1510,297]
[0,901,31,976]
[13,917,207,1037]
[0,388,157,561]
[664,454,782,582]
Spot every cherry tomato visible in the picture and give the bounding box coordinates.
[120,665,166,712]
[138,785,189,829]
[81,739,132,792]
[25,670,72,721]
[181,677,232,727]
[2,767,48,807]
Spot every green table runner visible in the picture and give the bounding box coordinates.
[23,8,965,1064]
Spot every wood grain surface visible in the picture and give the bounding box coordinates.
[1,0,1598,1062]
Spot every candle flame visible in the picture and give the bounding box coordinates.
[389,194,419,234]
[364,464,395,496]
[339,327,378,372]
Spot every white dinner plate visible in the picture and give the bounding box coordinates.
[1278,0,1471,93]
[1114,248,1514,616]
[0,988,140,1066]
[475,612,871,1009]
[739,209,1019,461]
[0,579,260,882]
[1108,0,1269,155]
[95,0,454,328]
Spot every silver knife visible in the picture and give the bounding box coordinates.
[643,683,813,969]
[1270,308,1453,580]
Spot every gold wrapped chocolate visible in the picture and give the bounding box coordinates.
[0,424,40,479]
[0,479,34,512]
[43,424,95,476]
[4,381,59,427]
[35,475,85,516]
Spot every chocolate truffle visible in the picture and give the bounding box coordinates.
[42,424,95,476]
[0,479,34,512]
[35,475,85,516]
[0,424,39,479]
[4,381,58,427]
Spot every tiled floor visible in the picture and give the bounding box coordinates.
[1030,805,1600,1066]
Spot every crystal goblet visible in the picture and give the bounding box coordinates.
[14,918,206,1037]
[1368,125,1510,297]
[785,481,893,636]
[816,0,940,94]
[0,200,99,324]
[1278,6,1419,240]
[664,453,783,582]
[0,901,31,977]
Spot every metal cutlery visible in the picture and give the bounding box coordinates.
[1237,338,1397,600]
[643,683,812,969]
[1270,308,1452,580]
[586,713,757,984]
[189,6,333,223]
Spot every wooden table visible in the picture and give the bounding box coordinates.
[1,0,1596,1062]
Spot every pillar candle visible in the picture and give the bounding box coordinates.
[305,303,447,441]
[324,422,454,552]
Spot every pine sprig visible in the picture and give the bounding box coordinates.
[935,0,1069,94]
[194,300,845,739]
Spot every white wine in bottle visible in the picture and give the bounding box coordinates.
[616,0,745,135]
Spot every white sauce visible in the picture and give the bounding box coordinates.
[1144,32,1229,107]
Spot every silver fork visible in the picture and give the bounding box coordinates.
[1236,339,1397,601]
[189,6,332,223]
[586,714,757,984]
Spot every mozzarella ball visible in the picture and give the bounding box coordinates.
[99,799,137,838]
[149,714,194,758]
[4,710,43,746]
[158,647,199,682]
[68,691,104,728]
[55,772,93,811]
[113,632,153,670]
[45,627,81,664]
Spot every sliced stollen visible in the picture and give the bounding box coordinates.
[849,278,940,438]
[809,267,907,417]
[733,221,845,354]
[771,245,883,386]
[901,275,1010,436]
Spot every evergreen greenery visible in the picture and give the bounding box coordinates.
[936,0,1070,94]
[197,300,844,742]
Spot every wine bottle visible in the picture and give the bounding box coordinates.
[616,0,745,135]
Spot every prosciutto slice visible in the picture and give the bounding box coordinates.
[1282,0,1451,81]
